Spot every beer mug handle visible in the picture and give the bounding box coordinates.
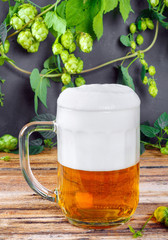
[19,121,57,202]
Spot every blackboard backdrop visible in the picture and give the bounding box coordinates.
[0,0,168,138]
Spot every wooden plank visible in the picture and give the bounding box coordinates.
[0,149,168,239]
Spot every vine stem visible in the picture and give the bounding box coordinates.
[127,56,138,69]
[141,140,160,149]
[6,21,159,78]
[140,214,154,232]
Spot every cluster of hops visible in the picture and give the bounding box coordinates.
[139,53,158,97]
[52,30,93,91]
[129,18,154,53]
[10,4,49,53]
[128,19,158,98]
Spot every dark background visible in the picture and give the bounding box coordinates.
[0,0,168,138]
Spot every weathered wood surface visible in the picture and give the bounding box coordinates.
[0,149,168,240]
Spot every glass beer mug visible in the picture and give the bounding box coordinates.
[19,84,140,228]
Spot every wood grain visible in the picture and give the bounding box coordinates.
[0,149,168,240]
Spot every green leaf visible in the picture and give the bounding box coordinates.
[154,119,161,130]
[0,77,5,83]
[11,144,44,155]
[32,113,56,139]
[76,0,101,38]
[156,112,168,129]
[128,225,135,234]
[57,1,67,19]
[141,65,146,81]
[93,10,104,40]
[133,231,143,238]
[44,11,66,35]
[66,0,85,27]
[0,23,7,46]
[140,142,145,155]
[4,3,20,25]
[30,69,51,114]
[104,0,119,13]
[140,125,160,138]
[119,0,132,22]
[56,55,62,73]
[29,145,44,155]
[118,66,135,90]
[44,56,56,69]
[30,138,43,146]
[120,35,131,47]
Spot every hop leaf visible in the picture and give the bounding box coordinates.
[44,11,66,36]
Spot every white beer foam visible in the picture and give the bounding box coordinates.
[57,84,140,171]
[57,84,140,111]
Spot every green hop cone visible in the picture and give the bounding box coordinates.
[61,30,73,49]
[148,65,156,76]
[0,134,18,152]
[52,42,63,55]
[31,17,49,42]
[129,23,136,34]
[143,76,148,85]
[0,40,10,54]
[60,50,69,63]
[131,41,136,50]
[61,86,67,92]
[65,55,79,74]
[18,3,38,24]
[76,59,84,74]
[69,42,76,53]
[146,18,154,30]
[161,147,168,155]
[154,206,168,223]
[150,0,159,7]
[148,84,158,97]
[140,59,148,70]
[17,29,34,50]
[10,14,24,30]
[75,76,86,87]
[136,34,144,46]
[149,79,156,86]
[77,32,93,53]
[61,73,71,85]
[141,20,147,31]
[27,40,40,53]
[164,0,168,7]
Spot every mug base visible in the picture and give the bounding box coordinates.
[67,216,131,229]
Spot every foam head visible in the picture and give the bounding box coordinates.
[57,84,140,171]
[57,84,140,111]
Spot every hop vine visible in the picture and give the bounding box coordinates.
[0,0,168,112]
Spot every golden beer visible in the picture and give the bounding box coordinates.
[57,162,139,228]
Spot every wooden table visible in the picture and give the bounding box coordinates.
[0,149,168,240]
